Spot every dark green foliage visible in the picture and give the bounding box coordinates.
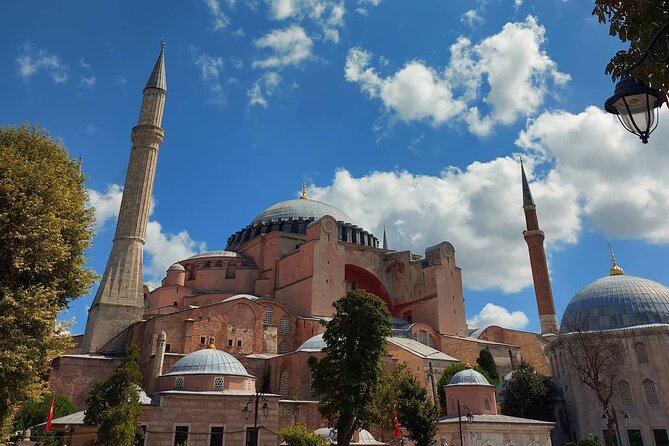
[309,290,392,446]
[578,436,600,446]
[85,345,143,446]
[436,363,493,414]
[12,393,77,432]
[0,124,96,431]
[476,348,499,380]
[279,423,328,446]
[593,0,669,94]
[500,362,556,422]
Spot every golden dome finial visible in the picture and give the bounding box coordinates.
[464,360,472,369]
[608,242,624,276]
[299,180,309,200]
[208,343,216,350]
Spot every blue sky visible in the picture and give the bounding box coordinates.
[3,0,669,335]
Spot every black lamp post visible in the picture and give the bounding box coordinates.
[456,399,474,446]
[604,22,669,143]
[243,391,270,446]
[602,405,630,446]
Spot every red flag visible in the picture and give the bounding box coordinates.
[392,406,401,439]
[45,393,55,433]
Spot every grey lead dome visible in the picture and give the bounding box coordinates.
[166,347,251,376]
[560,274,669,333]
[252,199,352,225]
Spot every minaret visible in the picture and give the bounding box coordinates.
[82,44,167,354]
[521,161,559,334]
[382,224,388,250]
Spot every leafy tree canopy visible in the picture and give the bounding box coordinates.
[12,393,78,432]
[309,290,392,446]
[500,362,556,422]
[85,344,143,446]
[436,363,493,414]
[279,424,328,446]
[593,0,669,94]
[0,124,96,430]
[476,348,499,380]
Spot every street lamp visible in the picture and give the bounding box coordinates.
[604,22,669,143]
[602,406,630,446]
[242,391,270,446]
[457,399,474,446]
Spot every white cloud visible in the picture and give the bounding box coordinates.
[203,0,231,30]
[345,16,569,135]
[16,43,68,83]
[248,71,282,107]
[253,26,313,69]
[514,0,523,9]
[248,83,268,107]
[310,156,580,293]
[115,75,127,85]
[192,50,226,103]
[467,303,529,329]
[461,9,484,28]
[88,184,206,284]
[81,75,96,87]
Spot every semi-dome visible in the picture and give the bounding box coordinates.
[561,273,669,333]
[252,198,352,225]
[297,333,327,352]
[449,366,490,386]
[166,345,251,376]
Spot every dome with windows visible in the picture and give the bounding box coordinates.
[449,366,491,386]
[166,345,251,376]
[252,198,353,225]
[560,261,669,333]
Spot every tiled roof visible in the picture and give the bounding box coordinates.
[387,337,458,361]
[439,413,554,425]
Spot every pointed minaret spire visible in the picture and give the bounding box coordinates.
[83,44,168,354]
[520,161,559,335]
[299,180,309,200]
[608,242,625,276]
[382,224,388,250]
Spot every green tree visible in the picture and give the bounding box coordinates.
[0,124,96,431]
[84,344,143,446]
[12,393,78,432]
[500,362,556,422]
[309,290,392,446]
[476,348,499,380]
[279,424,328,446]
[593,0,669,94]
[436,363,492,414]
[578,436,600,446]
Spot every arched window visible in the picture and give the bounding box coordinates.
[279,369,289,396]
[642,379,659,406]
[634,343,649,364]
[418,331,428,345]
[175,376,184,390]
[213,377,224,390]
[280,316,290,335]
[450,398,456,411]
[278,342,289,354]
[264,307,273,326]
[483,397,491,410]
[618,380,633,406]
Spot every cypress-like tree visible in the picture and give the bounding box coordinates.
[395,373,439,446]
[84,344,144,446]
[500,361,556,422]
[476,348,499,380]
[309,290,392,446]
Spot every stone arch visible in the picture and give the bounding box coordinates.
[345,264,393,314]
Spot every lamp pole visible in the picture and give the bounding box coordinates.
[243,391,269,446]
[604,22,669,143]
[603,405,630,446]
[456,399,474,446]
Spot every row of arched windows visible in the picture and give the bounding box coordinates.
[618,378,660,407]
[263,307,292,336]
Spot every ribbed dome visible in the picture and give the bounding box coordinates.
[252,199,352,225]
[449,367,490,386]
[166,347,250,376]
[297,333,327,352]
[561,274,669,333]
[168,263,185,271]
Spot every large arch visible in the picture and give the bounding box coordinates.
[344,264,394,315]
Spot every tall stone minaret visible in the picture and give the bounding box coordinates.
[521,161,559,334]
[82,44,167,354]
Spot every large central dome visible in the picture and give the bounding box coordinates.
[561,273,669,333]
[252,198,352,225]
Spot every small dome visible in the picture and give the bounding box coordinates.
[166,347,250,376]
[449,366,490,386]
[222,294,260,303]
[561,274,669,332]
[314,428,384,445]
[168,263,185,271]
[187,250,241,260]
[252,199,352,225]
[297,333,326,352]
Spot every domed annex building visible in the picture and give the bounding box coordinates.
[548,258,669,446]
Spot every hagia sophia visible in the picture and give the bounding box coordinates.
[43,45,669,446]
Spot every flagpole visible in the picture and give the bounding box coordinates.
[45,392,56,433]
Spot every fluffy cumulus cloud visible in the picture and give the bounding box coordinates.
[518,106,669,243]
[265,0,352,43]
[310,156,580,293]
[88,184,206,285]
[345,16,569,135]
[16,43,68,83]
[253,26,314,69]
[203,0,231,30]
[461,9,484,28]
[467,303,530,329]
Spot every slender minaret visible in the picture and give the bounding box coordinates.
[82,44,167,354]
[521,161,559,334]
[382,224,388,250]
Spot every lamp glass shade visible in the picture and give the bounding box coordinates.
[604,77,665,143]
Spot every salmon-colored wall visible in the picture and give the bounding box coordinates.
[444,384,497,416]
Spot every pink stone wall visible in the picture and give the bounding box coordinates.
[444,384,497,416]
[48,356,120,409]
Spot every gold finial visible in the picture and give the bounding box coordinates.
[299,180,309,200]
[464,360,472,369]
[208,343,216,350]
[608,242,624,276]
